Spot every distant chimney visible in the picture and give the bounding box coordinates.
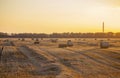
[103,22,104,33]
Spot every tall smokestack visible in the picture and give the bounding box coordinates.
[103,22,104,33]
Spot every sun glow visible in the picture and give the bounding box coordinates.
[0,0,120,33]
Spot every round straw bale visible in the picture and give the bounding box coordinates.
[51,39,58,43]
[34,41,40,44]
[67,40,73,47]
[35,38,39,41]
[59,44,67,48]
[100,41,109,48]
[21,38,25,41]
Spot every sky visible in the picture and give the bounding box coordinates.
[0,0,120,33]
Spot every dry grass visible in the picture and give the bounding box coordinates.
[0,38,120,78]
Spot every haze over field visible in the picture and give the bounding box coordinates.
[0,0,120,33]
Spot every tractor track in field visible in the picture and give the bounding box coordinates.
[18,46,62,76]
[39,47,84,74]
[77,48,120,65]
[91,49,120,63]
[64,48,120,71]
[18,46,42,68]
[76,47,120,63]
[101,48,120,55]
[1,46,19,63]
[28,46,85,77]
[39,47,120,77]
[82,49,120,70]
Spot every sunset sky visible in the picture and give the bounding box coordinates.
[0,0,120,33]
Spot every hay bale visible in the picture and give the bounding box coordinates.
[75,38,77,40]
[67,40,73,47]
[41,38,43,40]
[18,38,21,40]
[51,39,58,43]
[35,38,39,41]
[4,39,9,42]
[31,38,34,40]
[34,41,40,44]
[10,41,15,46]
[83,39,86,41]
[21,38,25,41]
[107,38,110,41]
[59,44,67,48]
[95,38,97,40]
[100,41,109,48]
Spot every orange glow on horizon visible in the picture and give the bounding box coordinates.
[0,0,120,33]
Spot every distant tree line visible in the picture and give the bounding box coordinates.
[0,32,120,38]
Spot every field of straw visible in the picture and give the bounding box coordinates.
[0,38,120,78]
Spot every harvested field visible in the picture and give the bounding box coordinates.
[0,38,120,78]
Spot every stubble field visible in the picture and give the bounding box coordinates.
[0,38,120,78]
